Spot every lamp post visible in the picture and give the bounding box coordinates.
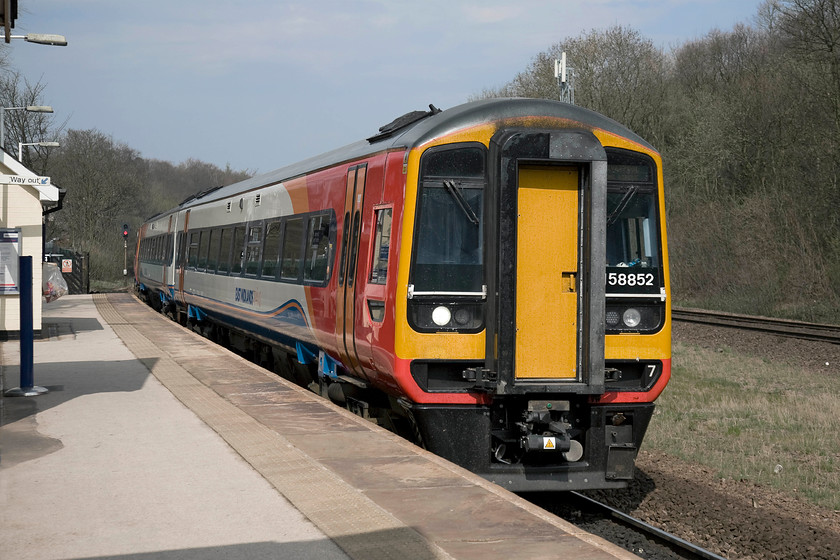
[19,140,59,161]
[1,105,54,150]
[8,33,68,46]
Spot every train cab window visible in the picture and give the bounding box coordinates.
[198,229,211,270]
[304,212,332,284]
[412,144,485,293]
[207,229,221,272]
[231,226,246,275]
[187,231,201,268]
[245,225,263,276]
[261,221,282,279]
[370,208,392,285]
[280,217,304,281]
[217,228,232,274]
[605,150,661,272]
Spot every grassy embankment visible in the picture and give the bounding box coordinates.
[644,340,840,510]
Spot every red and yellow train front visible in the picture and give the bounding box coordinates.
[387,118,670,492]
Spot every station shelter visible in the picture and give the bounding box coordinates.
[0,150,63,335]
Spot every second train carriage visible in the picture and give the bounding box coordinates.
[136,98,671,491]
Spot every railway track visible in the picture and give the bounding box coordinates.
[547,492,729,560]
[672,307,840,344]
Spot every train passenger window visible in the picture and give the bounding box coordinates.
[245,225,263,276]
[187,232,201,268]
[280,218,304,281]
[261,221,282,279]
[207,229,221,272]
[177,232,187,268]
[217,228,232,274]
[304,213,331,283]
[231,226,246,274]
[370,208,392,285]
[198,229,211,270]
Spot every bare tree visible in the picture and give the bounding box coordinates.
[46,129,146,280]
[0,71,64,173]
[476,26,671,144]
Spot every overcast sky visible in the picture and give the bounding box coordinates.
[8,1,764,175]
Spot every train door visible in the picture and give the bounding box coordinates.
[515,165,579,379]
[177,209,190,307]
[335,165,367,378]
[165,215,174,289]
[488,130,607,392]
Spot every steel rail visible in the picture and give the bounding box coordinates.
[672,307,840,344]
[569,492,729,560]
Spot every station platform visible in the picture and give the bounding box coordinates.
[1,293,640,560]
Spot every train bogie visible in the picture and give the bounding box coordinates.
[136,98,671,491]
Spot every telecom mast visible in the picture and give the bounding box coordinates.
[554,52,575,105]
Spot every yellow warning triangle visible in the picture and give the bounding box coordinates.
[544,438,555,449]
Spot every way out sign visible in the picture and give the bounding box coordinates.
[0,174,51,186]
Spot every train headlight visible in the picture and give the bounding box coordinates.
[408,301,485,332]
[453,307,472,326]
[622,308,642,328]
[432,306,452,326]
[605,304,664,333]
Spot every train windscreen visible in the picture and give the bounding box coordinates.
[412,145,486,293]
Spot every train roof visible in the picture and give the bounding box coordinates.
[171,98,653,213]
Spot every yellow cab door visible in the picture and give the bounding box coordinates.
[515,165,580,379]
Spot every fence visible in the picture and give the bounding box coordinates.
[45,250,90,294]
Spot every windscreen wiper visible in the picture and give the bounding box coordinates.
[607,186,638,226]
[443,180,480,225]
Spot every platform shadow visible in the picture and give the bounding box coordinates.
[42,316,105,337]
[0,357,154,469]
[71,528,443,560]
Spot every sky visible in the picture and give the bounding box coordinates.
[7,0,765,175]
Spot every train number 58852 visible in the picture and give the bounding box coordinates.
[607,272,655,287]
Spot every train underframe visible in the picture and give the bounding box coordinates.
[408,399,654,492]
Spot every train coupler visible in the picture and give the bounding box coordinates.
[517,400,584,462]
[521,432,571,453]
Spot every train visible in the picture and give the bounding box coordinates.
[135,98,671,492]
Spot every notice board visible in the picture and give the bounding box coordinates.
[0,229,21,294]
